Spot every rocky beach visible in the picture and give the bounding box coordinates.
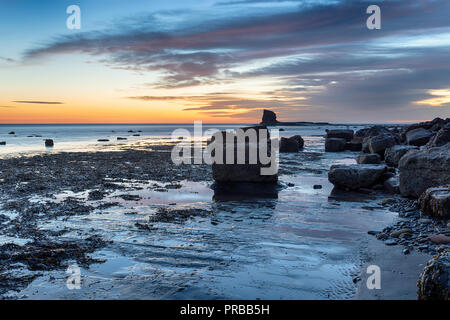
[0,114,449,300]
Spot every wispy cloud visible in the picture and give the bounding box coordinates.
[13,101,64,105]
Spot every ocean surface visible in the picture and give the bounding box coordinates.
[0,123,365,157]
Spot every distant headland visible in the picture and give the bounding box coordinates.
[260,109,330,126]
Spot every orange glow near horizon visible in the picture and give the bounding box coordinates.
[0,100,261,124]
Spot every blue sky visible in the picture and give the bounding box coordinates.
[1,0,450,123]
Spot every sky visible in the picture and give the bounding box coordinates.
[1,0,450,124]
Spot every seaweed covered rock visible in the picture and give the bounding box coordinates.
[417,252,449,300]
[419,185,450,218]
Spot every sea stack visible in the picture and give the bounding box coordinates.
[261,109,279,125]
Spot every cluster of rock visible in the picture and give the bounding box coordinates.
[324,129,361,152]
[326,118,450,198]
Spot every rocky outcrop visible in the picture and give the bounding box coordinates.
[325,138,346,152]
[328,164,387,190]
[355,126,391,142]
[45,139,54,147]
[419,185,450,219]
[261,109,279,125]
[345,141,362,151]
[384,145,418,167]
[280,135,304,153]
[405,117,449,134]
[326,129,354,141]
[417,252,449,300]
[406,128,434,146]
[426,123,450,148]
[0,141,5,145]
[356,153,381,164]
[211,126,278,183]
[366,134,397,157]
[399,144,450,197]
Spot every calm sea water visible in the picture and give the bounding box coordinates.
[0,123,365,157]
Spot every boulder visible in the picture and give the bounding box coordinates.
[367,134,396,156]
[291,135,304,149]
[399,144,450,197]
[419,185,450,218]
[384,176,400,194]
[261,109,278,125]
[0,141,5,145]
[356,153,381,164]
[8,131,15,135]
[280,135,304,152]
[280,137,300,153]
[211,126,277,183]
[417,253,449,300]
[328,164,387,190]
[426,123,450,148]
[325,129,354,141]
[345,141,362,151]
[406,128,434,146]
[45,139,54,147]
[325,138,346,152]
[384,145,419,167]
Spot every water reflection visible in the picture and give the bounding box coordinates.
[211,182,282,201]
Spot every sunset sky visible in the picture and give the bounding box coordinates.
[1,0,450,124]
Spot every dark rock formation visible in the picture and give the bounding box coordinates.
[417,252,449,300]
[45,139,54,147]
[261,109,278,125]
[345,141,362,151]
[211,126,277,183]
[366,134,397,157]
[279,135,304,153]
[325,129,354,141]
[356,153,381,164]
[328,164,387,190]
[419,185,450,219]
[426,123,450,148]
[384,145,418,167]
[325,138,346,152]
[406,128,434,146]
[399,143,450,197]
